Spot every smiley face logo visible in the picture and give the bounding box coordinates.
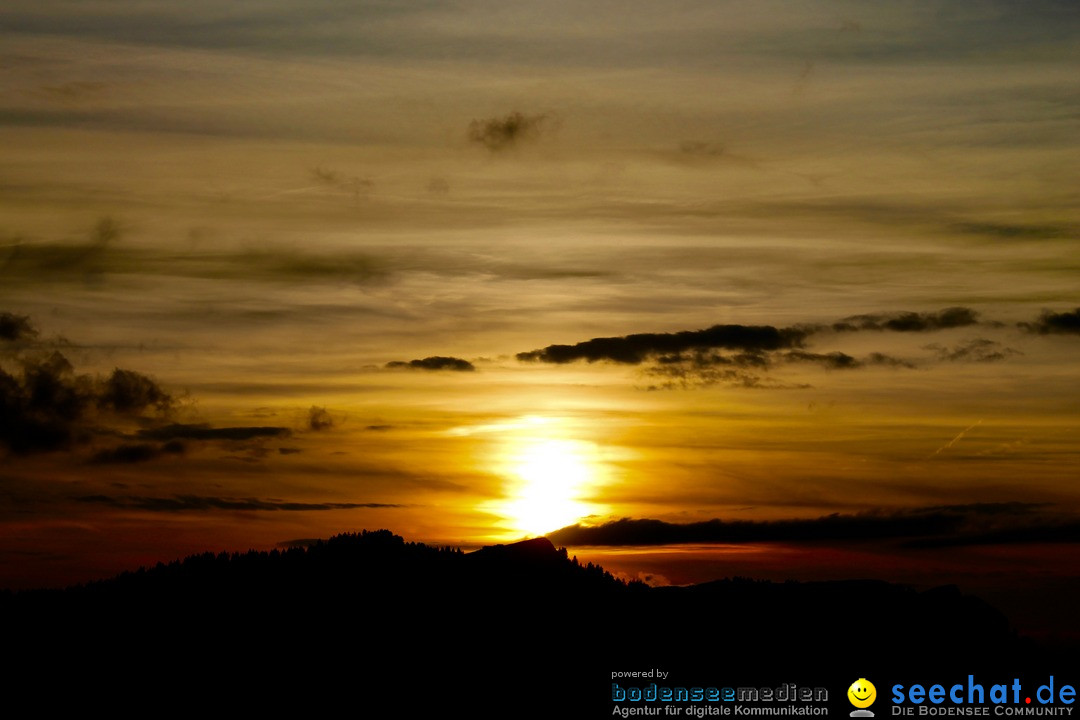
[848,679,877,709]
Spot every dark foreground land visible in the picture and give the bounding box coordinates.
[3,531,1067,712]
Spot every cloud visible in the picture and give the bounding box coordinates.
[1021,308,1080,335]
[782,350,860,370]
[833,307,980,332]
[0,227,388,288]
[0,217,120,282]
[515,309,978,368]
[137,424,290,441]
[467,111,551,152]
[925,338,1022,363]
[642,346,916,390]
[75,494,403,512]
[0,312,38,342]
[98,369,175,414]
[951,222,1076,241]
[311,166,374,201]
[386,356,475,372]
[308,406,334,431]
[643,366,799,392]
[782,351,913,369]
[517,324,807,365]
[0,350,174,455]
[546,503,1064,548]
[89,441,185,465]
[865,352,916,368]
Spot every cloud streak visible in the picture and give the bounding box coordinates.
[89,441,185,465]
[517,324,807,365]
[137,424,290,442]
[833,307,980,333]
[75,494,403,512]
[386,357,475,372]
[547,503,1068,549]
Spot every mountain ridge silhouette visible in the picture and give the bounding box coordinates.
[2,530,1061,712]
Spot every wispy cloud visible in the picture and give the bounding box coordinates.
[75,494,403,512]
[547,503,1070,549]
[467,111,553,152]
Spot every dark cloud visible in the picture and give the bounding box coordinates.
[926,339,1022,363]
[278,447,302,455]
[137,424,290,441]
[866,352,916,368]
[0,351,173,455]
[98,369,174,414]
[386,356,475,372]
[518,308,984,368]
[75,494,403,512]
[951,221,1076,241]
[644,369,787,392]
[0,312,37,342]
[833,307,980,332]
[467,111,551,152]
[547,503,1061,548]
[0,217,119,282]
[517,324,807,365]
[782,351,860,370]
[654,350,767,369]
[308,406,334,431]
[1020,308,1080,335]
[782,351,913,369]
[1,231,387,288]
[89,441,185,465]
[643,347,915,389]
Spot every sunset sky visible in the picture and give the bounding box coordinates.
[1,0,1078,634]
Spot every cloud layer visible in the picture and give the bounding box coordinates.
[547,503,1076,549]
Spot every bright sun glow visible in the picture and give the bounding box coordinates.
[497,437,603,537]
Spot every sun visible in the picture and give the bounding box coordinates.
[497,437,601,537]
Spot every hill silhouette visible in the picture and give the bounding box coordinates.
[2,530,1060,712]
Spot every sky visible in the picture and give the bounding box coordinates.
[1,0,1078,636]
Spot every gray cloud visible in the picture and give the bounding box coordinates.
[926,338,1022,363]
[1021,308,1080,335]
[98,368,174,414]
[89,441,185,465]
[137,423,290,441]
[833,307,980,333]
[0,312,37,342]
[308,406,334,431]
[467,112,552,152]
[782,350,860,369]
[386,356,475,372]
[518,324,807,365]
[951,221,1077,241]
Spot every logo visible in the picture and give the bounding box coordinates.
[849,678,877,718]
